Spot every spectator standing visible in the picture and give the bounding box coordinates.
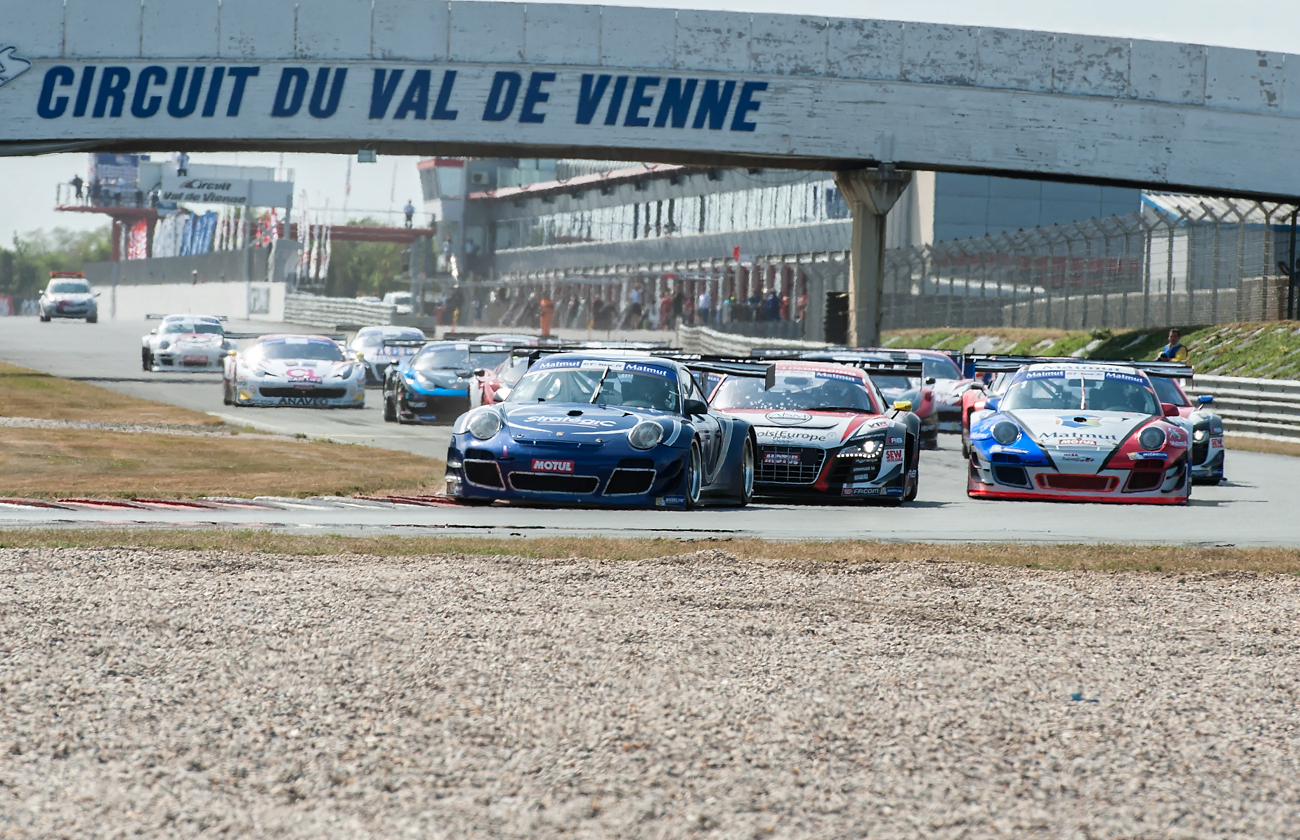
[763,289,781,322]
[403,200,416,228]
[697,287,713,325]
[539,297,556,337]
[176,152,189,176]
[70,174,83,201]
[720,295,733,324]
[1156,328,1189,362]
[671,289,685,327]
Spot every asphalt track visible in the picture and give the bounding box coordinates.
[3,315,1299,546]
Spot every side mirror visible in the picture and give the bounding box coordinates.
[149,328,156,334]
[1197,394,1215,405]
[985,396,1001,412]
[1162,403,1180,418]
[226,350,237,358]
[969,381,985,392]
[683,398,708,416]
[93,292,101,297]
[892,400,912,412]
[473,368,487,377]
[493,387,510,402]
[355,352,364,360]
[924,377,936,385]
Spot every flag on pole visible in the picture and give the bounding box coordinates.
[320,226,332,280]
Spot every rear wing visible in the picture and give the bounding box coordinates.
[964,355,1194,379]
[792,353,925,380]
[381,338,429,348]
[146,313,228,321]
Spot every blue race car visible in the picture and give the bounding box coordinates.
[383,341,512,424]
[444,351,757,508]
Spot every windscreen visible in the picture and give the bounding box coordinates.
[872,375,915,392]
[49,281,90,294]
[357,330,424,354]
[412,345,509,372]
[251,338,344,362]
[921,355,962,380]
[1150,376,1190,407]
[499,356,530,386]
[508,360,680,412]
[711,369,876,413]
[162,321,223,335]
[1001,369,1159,414]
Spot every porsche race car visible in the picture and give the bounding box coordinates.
[38,273,98,322]
[708,359,922,503]
[967,359,1193,504]
[141,314,235,372]
[223,334,365,408]
[445,350,756,508]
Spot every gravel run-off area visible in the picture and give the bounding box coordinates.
[2,547,1298,838]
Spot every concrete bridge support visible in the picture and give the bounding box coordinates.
[834,167,913,348]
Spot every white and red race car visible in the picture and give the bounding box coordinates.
[707,359,922,503]
[223,334,365,408]
[141,314,234,372]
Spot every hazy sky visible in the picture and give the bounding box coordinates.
[4,0,1297,246]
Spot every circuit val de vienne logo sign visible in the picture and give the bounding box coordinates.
[0,46,31,89]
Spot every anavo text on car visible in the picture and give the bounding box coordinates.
[445,350,756,508]
[223,334,365,408]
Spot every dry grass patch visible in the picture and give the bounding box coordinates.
[3,528,1299,575]
[1225,434,1300,459]
[0,360,220,425]
[0,428,444,498]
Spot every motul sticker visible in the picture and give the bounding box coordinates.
[531,459,574,473]
[763,452,802,466]
[884,448,903,463]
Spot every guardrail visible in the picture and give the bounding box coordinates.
[676,324,825,356]
[284,294,396,331]
[1186,375,1300,441]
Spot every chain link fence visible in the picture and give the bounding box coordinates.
[490,197,1300,338]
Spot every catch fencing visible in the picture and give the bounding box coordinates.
[494,197,1300,340]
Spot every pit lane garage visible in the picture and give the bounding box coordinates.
[445,351,756,508]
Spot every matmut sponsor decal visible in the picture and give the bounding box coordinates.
[531,459,575,473]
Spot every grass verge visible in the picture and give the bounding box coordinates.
[1225,434,1300,459]
[2,528,1298,575]
[0,360,222,425]
[0,427,445,498]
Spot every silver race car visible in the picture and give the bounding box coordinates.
[223,334,366,408]
[38,273,98,323]
[348,326,428,385]
[141,314,235,372]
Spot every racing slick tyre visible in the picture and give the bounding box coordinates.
[39,311,50,322]
[904,435,919,503]
[382,394,396,422]
[1203,478,1222,486]
[141,348,152,371]
[737,435,755,507]
[86,315,97,323]
[459,498,493,506]
[683,441,704,510]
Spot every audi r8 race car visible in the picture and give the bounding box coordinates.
[801,351,940,449]
[383,342,512,424]
[1149,375,1226,484]
[708,359,921,503]
[223,334,365,408]
[38,273,98,322]
[967,359,1193,504]
[141,314,235,371]
[348,326,427,384]
[445,350,756,508]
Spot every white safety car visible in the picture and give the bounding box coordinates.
[223,334,366,408]
[38,273,98,322]
[141,314,235,372]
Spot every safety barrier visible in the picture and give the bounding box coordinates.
[283,294,395,330]
[676,325,825,356]
[1186,375,1300,441]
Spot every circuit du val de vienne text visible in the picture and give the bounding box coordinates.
[33,64,769,131]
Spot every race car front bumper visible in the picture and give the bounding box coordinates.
[234,381,366,408]
[1190,436,1225,482]
[398,387,469,423]
[153,351,224,371]
[752,442,909,501]
[967,450,1189,504]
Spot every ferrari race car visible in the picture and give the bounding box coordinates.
[349,326,428,384]
[384,342,512,424]
[141,314,235,371]
[967,359,1193,504]
[223,334,365,408]
[470,353,530,408]
[445,350,756,508]
[1150,375,1226,484]
[708,359,921,503]
[38,273,98,322]
[876,348,974,433]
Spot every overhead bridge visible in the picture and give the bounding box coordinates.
[6,0,1300,343]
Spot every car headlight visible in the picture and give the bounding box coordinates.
[1138,426,1167,450]
[992,421,1020,445]
[838,437,883,459]
[1192,429,1207,442]
[467,410,504,441]
[627,420,663,450]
